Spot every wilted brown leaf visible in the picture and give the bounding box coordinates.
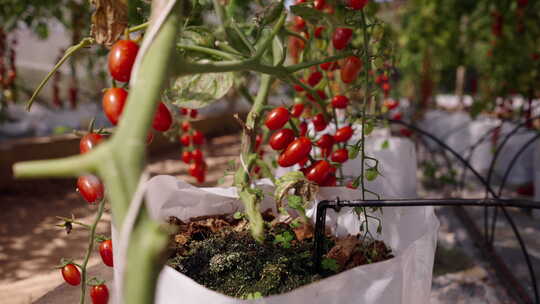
[293,222,314,242]
[90,0,128,46]
[326,235,359,267]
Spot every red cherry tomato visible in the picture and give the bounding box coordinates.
[181,121,191,132]
[307,71,323,87]
[314,26,325,39]
[321,174,337,186]
[265,107,290,130]
[108,40,139,82]
[180,134,191,146]
[331,148,349,163]
[312,113,327,131]
[192,149,204,163]
[346,181,358,189]
[190,109,198,118]
[314,0,325,10]
[182,150,192,164]
[180,108,189,115]
[189,162,206,178]
[307,90,327,102]
[152,102,172,132]
[192,130,205,145]
[306,160,333,185]
[269,128,295,151]
[299,121,308,136]
[331,95,349,109]
[80,133,103,154]
[347,0,368,10]
[316,134,334,149]
[90,284,109,304]
[332,28,353,50]
[255,134,263,150]
[294,16,306,31]
[102,88,127,125]
[391,112,402,121]
[384,99,399,110]
[334,126,354,142]
[77,175,104,203]
[400,128,413,137]
[341,56,362,84]
[277,137,312,167]
[61,264,81,286]
[291,103,305,118]
[382,82,391,92]
[99,240,113,267]
[320,61,338,71]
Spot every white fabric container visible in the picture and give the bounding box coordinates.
[118,176,439,304]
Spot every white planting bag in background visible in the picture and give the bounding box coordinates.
[534,141,540,203]
[467,118,499,176]
[112,175,439,304]
[419,110,471,153]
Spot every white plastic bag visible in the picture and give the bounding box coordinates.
[113,175,438,304]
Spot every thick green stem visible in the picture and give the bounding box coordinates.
[79,199,106,304]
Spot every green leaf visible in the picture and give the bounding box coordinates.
[233,211,243,219]
[164,68,234,109]
[349,145,360,159]
[290,4,326,24]
[365,167,378,181]
[321,258,340,272]
[224,21,252,55]
[179,26,215,49]
[287,194,306,216]
[381,139,389,149]
[364,120,374,136]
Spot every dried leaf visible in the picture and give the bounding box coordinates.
[293,222,314,242]
[90,0,128,46]
[326,235,359,267]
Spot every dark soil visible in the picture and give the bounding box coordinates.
[165,213,393,299]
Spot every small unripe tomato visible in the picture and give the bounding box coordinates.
[80,133,103,154]
[291,103,305,118]
[316,134,334,149]
[331,95,349,109]
[61,264,81,286]
[332,28,353,50]
[108,40,139,82]
[331,148,349,163]
[99,240,114,267]
[265,107,290,130]
[341,56,362,84]
[152,102,172,132]
[334,126,354,142]
[277,137,312,167]
[77,175,104,203]
[102,87,127,125]
[269,128,295,150]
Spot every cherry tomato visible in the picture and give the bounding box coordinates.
[320,61,338,71]
[192,130,205,145]
[346,181,358,189]
[384,99,399,110]
[90,284,109,304]
[391,112,402,121]
[189,162,206,178]
[182,150,192,164]
[331,148,349,163]
[80,133,103,154]
[181,121,191,132]
[334,126,354,142]
[316,134,334,149]
[321,174,337,186]
[321,147,332,158]
[180,134,191,146]
[299,121,308,136]
[61,264,81,286]
[278,137,312,167]
[294,16,306,31]
[152,102,172,132]
[382,82,391,92]
[347,0,368,10]
[332,28,353,50]
[306,160,333,185]
[196,172,206,183]
[99,240,113,267]
[314,26,325,39]
[102,88,127,125]
[180,108,189,115]
[307,71,323,87]
[265,107,290,130]
[255,134,263,150]
[190,109,198,118]
[331,95,349,109]
[108,40,139,82]
[341,56,362,84]
[77,175,104,203]
[192,149,204,163]
[291,103,305,118]
[293,82,305,92]
[314,0,326,10]
[307,90,327,102]
[400,128,412,137]
[312,113,327,131]
[269,128,295,150]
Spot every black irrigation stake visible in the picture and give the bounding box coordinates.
[313,198,540,304]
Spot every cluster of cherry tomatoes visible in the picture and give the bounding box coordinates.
[179,108,208,183]
[61,262,109,304]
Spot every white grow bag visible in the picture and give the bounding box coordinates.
[113,175,438,304]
